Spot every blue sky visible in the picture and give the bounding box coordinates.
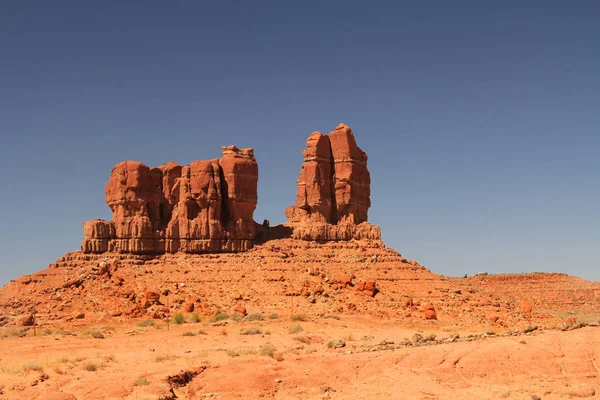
[1,1,599,285]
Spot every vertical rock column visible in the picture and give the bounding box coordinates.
[286,123,380,241]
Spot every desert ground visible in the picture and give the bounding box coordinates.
[0,309,599,400]
[1,238,599,400]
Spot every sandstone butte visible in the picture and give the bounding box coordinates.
[0,122,599,327]
[0,123,600,399]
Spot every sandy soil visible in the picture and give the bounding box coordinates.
[1,314,598,400]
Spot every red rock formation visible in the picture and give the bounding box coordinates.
[330,123,371,224]
[295,132,335,223]
[286,123,381,241]
[82,146,258,254]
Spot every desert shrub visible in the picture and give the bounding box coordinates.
[21,361,44,373]
[153,321,166,330]
[245,313,265,321]
[269,313,280,320]
[83,361,99,371]
[171,313,185,325]
[288,324,303,334]
[210,312,230,322]
[182,331,196,337]
[80,326,114,339]
[104,355,117,363]
[54,330,76,336]
[155,354,178,362]
[227,349,241,357]
[326,339,346,349]
[293,336,311,344]
[136,319,155,327]
[79,328,102,339]
[134,377,149,386]
[230,312,244,322]
[259,343,277,358]
[290,314,307,322]
[191,313,201,323]
[1,327,28,338]
[239,327,262,335]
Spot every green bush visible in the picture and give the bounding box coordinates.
[83,361,99,371]
[230,312,244,322]
[210,312,230,322]
[245,313,265,321]
[137,319,155,327]
[239,327,262,335]
[171,313,185,325]
[290,314,307,322]
[134,377,149,386]
[259,343,277,358]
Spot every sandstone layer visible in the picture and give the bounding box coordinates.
[82,146,258,254]
[286,123,381,241]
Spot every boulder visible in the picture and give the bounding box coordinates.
[424,309,437,320]
[17,313,35,326]
[233,304,247,316]
[356,280,377,297]
[339,275,352,286]
[518,300,533,314]
[143,291,161,308]
[71,311,85,319]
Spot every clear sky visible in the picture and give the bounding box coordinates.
[1,1,599,286]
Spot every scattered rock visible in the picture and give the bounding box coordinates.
[233,304,247,316]
[17,313,35,326]
[561,386,595,398]
[328,339,346,349]
[519,300,533,314]
[71,311,85,319]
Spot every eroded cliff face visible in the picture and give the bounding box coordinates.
[286,123,381,241]
[82,146,258,254]
[82,123,379,254]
